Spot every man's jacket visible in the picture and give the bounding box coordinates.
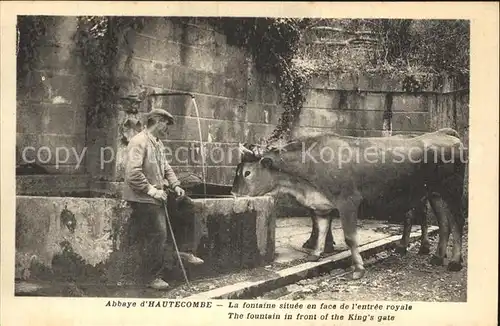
[123,130,180,205]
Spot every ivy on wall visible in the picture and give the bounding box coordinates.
[75,16,147,126]
[17,17,469,141]
[209,17,314,142]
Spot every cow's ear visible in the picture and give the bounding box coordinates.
[260,157,273,168]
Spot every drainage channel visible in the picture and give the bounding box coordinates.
[185,226,439,300]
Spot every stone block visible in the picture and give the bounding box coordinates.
[130,34,150,59]
[392,112,430,132]
[205,119,246,143]
[42,104,77,135]
[172,66,214,94]
[15,196,129,282]
[223,51,248,79]
[17,102,45,134]
[245,123,276,144]
[392,94,431,112]
[362,93,386,111]
[35,164,86,175]
[16,175,90,196]
[246,103,281,124]
[89,181,124,198]
[303,89,342,109]
[162,115,210,142]
[211,97,247,122]
[309,73,330,89]
[298,108,384,131]
[180,45,214,72]
[16,133,39,165]
[173,166,238,186]
[223,76,247,100]
[204,73,227,97]
[328,72,359,90]
[149,39,182,65]
[162,93,194,116]
[14,192,277,282]
[163,141,240,167]
[37,44,76,71]
[36,134,87,167]
[139,18,174,40]
[298,108,340,128]
[356,72,403,92]
[184,24,217,51]
[350,110,385,131]
[127,57,173,89]
[74,109,87,136]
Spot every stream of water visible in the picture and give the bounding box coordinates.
[191,97,207,197]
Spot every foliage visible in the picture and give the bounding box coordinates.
[17,17,469,140]
[211,18,315,142]
[75,16,146,125]
[301,18,470,77]
[227,18,470,141]
[16,16,59,88]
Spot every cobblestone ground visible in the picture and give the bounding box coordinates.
[260,225,468,302]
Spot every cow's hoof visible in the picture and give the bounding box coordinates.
[324,245,335,254]
[430,255,445,266]
[302,240,315,250]
[395,246,407,255]
[306,254,321,262]
[447,261,463,272]
[418,246,431,255]
[351,268,366,280]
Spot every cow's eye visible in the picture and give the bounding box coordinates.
[244,171,251,177]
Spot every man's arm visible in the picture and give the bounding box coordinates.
[165,161,181,190]
[125,138,157,195]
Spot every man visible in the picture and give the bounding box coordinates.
[122,108,203,290]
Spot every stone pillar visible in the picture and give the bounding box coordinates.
[16,16,89,194]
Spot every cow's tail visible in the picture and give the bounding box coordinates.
[437,127,460,139]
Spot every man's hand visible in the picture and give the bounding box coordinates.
[174,185,185,197]
[147,187,168,201]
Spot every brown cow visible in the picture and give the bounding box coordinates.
[232,128,467,280]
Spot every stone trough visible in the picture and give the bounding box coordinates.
[15,179,276,287]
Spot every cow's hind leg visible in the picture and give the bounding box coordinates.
[396,211,413,255]
[439,187,465,271]
[338,197,365,280]
[324,217,335,254]
[427,194,450,266]
[417,202,431,255]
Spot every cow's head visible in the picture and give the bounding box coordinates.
[231,143,278,197]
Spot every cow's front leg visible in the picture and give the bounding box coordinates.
[302,216,318,250]
[303,215,335,253]
[338,196,365,280]
[306,212,330,261]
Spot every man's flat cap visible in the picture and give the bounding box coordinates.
[145,109,174,125]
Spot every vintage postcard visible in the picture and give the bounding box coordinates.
[1,2,498,326]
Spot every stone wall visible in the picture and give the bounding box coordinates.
[86,17,283,194]
[293,71,469,139]
[16,17,88,176]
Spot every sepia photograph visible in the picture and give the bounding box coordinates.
[1,2,498,326]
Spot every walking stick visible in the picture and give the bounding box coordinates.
[163,200,191,289]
